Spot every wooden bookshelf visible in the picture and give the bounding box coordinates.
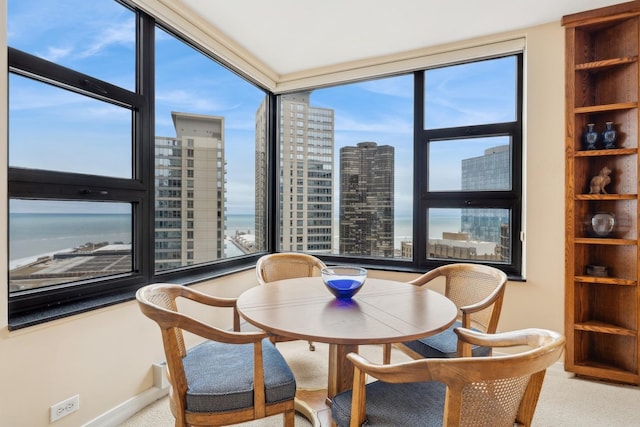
[563,1,640,385]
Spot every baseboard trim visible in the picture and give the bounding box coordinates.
[82,386,169,427]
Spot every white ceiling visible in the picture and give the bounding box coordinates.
[178,0,625,77]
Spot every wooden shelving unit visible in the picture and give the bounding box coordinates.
[564,1,640,385]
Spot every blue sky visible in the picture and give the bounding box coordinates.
[7,0,516,218]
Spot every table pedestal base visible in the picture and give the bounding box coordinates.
[295,389,332,427]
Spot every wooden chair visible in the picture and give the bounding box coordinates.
[385,263,507,363]
[331,328,565,427]
[256,252,326,351]
[136,283,296,427]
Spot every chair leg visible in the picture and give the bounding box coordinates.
[283,406,295,427]
[383,343,392,364]
[308,340,315,351]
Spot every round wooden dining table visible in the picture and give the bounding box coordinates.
[236,276,457,426]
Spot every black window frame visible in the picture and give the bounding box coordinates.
[414,54,524,277]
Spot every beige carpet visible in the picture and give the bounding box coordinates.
[120,341,640,426]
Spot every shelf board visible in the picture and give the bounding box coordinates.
[574,148,637,157]
[575,193,637,200]
[574,102,637,114]
[569,362,639,385]
[574,237,637,245]
[574,320,637,336]
[574,275,637,285]
[575,56,638,71]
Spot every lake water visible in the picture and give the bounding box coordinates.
[10,212,460,267]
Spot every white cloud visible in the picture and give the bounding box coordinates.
[80,19,136,58]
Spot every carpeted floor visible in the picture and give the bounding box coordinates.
[119,341,640,426]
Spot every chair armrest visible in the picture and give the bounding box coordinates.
[407,269,442,287]
[175,285,242,331]
[171,308,268,345]
[176,284,238,308]
[347,353,437,384]
[455,327,562,349]
[346,353,442,427]
[139,284,264,343]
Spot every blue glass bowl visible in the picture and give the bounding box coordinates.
[321,266,367,299]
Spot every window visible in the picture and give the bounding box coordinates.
[276,55,522,276]
[274,76,413,259]
[8,0,144,322]
[419,55,523,275]
[7,0,268,327]
[6,1,523,328]
[154,26,266,272]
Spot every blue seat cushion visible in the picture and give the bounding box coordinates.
[182,338,296,413]
[402,321,491,358]
[332,380,446,427]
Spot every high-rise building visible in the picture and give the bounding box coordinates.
[460,144,510,244]
[155,112,226,271]
[339,142,394,257]
[255,92,334,253]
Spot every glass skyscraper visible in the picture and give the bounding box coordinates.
[339,142,394,257]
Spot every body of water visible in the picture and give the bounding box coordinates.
[10,213,131,267]
[10,212,461,267]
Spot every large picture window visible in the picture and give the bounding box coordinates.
[274,76,414,260]
[274,55,522,275]
[154,27,266,272]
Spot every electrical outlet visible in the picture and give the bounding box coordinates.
[50,395,79,423]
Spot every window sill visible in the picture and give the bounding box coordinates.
[7,259,524,331]
[8,262,256,331]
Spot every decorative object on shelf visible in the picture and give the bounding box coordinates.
[582,123,599,150]
[586,264,609,277]
[602,121,618,149]
[589,166,612,194]
[321,266,367,299]
[586,212,616,237]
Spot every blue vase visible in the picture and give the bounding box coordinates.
[602,121,617,149]
[582,123,599,150]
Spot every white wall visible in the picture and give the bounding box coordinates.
[0,16,566,427]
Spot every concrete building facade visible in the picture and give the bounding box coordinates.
[155,112,226,270]
[255,92,334,253]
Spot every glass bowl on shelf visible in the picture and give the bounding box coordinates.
[582,212,630,238]
[321,266,367,299]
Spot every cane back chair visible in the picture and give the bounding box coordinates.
[136,283,296,427]
[256,252,327,351]
[332,328,565,427]
[385,263,507,363]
